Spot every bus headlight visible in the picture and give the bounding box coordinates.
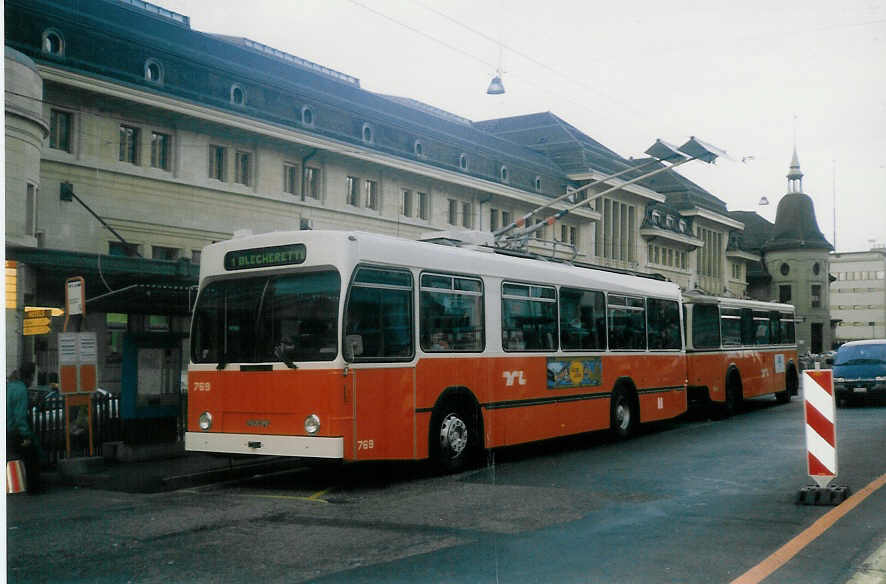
[198,411,213,431]
[304,414,321,434]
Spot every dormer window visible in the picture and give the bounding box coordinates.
[459,153,468,171]
[535,176,542,192]
[651,210,661,225]
[144,59,164,84]
[230,84,246,106]
[42,29,64,56]
[414,140,424,157]
[678,219,687,233]
[665,215,675,229]
[362,123,374,144]
[500,166,509,183]
[301,105,314,126]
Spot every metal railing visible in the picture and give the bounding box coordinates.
[30,393,123,466]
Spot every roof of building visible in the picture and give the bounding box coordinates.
[762,193,833,252]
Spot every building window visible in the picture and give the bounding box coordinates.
[230,84,246,106]
[150,132,170,170]
[811,284,822,308]
[462,202,473,228]
[209,145,226,181]
[502,210,512,227]
[144,59,163,84]
[152,246,180,260]
[42,29,64,56]
[459,153,468,170]
[284,163,299,195]
[362,123,374,144]
[779,284,792,303]
[119,125,139,164]
[561,225,577,246]
[780,262,790,276]
[417,192,429,220]
[812,262,821,275]
[490,209,499,232]
[301,106,314,126]
[346,176,360,206]
[402,190,413,217]
[500,166,509,182]
[109,241,139,257]
[448,199,458,225]
[304,167,320,200]
[363,179,379,210]
[49,109,72,152]
[414,140,424,157]
[535,176,542,192]
[234,151,251,185]
[191,250,202,265]
[25,184,37,237]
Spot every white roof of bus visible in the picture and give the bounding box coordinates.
[682,292,795,313]
[201,230,683,300]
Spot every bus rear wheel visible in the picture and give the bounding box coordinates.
[430,403,479,473]
[610,386,637,440]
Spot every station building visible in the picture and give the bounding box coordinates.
[830,247,886,344]
[6,0,790,406]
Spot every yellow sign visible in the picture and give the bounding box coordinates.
[23,320,51,335]
[5,261,17,309]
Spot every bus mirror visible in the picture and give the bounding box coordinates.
[344,335,363,360]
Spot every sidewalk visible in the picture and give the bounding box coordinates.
[43,445,305,493]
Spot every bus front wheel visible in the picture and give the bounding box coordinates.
[430,403,479,473]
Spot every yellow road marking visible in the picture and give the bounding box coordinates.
[248,486,336,504]
[730,473,886,584]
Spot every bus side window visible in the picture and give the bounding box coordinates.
[559,287,606,351]
[769,311,782,344]
[753,311,771,345]
[691,304,720,349]
[419,273,484,352]
[608,295,646,351]
[647,298,681,350]
[345,267,413,361]
[740,308,755,346]
[501,282,557,352]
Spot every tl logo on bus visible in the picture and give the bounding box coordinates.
[502,370,527,386]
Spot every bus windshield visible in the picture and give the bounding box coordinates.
[191,270,341,364]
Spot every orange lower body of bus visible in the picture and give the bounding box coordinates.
[686,349,798,404]
[186,352,687,463]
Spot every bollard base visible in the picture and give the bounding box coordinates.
[796,484,851,506]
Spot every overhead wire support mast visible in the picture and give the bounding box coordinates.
[495,137,727,250]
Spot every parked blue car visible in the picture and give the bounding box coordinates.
[833,340,886,406]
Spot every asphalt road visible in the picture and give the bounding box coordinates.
[6,397,886,583]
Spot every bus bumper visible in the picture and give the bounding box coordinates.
[185,432,344,458]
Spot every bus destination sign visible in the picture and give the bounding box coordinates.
[224,243,306,271]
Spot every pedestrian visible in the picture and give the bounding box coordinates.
[6,362,43,493]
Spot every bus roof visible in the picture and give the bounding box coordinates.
[201,230,683,300]
[682,292,795,313]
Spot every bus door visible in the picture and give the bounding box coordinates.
[344,265,416,460]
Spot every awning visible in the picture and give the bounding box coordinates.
[86,283,197,315]
[6,246,199,315]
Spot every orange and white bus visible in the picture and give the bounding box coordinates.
[682,293,799,416]
[185,230,688,470]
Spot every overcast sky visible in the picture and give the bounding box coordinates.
[155,0,885,253]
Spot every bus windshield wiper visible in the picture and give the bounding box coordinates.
[274,344,298,370]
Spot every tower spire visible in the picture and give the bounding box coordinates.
[787,145,804,194]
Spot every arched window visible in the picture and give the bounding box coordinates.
[534,176,542,191]
[144,59,164,84]
[230,84,246,106]
[42,29,64,56]
[414,140,424,157]
[362,123,374,144]
[301,105,314,126]
[459,153,468,171]
[500,166,509,183]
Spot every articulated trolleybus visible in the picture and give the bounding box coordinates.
[683,293,799,416]
[186,230,688,471]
